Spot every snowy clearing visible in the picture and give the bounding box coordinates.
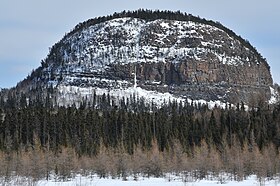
[4,174,280,186]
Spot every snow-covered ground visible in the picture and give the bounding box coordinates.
[57,84,234,109]
[4,174,280,186]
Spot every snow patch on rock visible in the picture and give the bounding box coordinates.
[269,87,279,104]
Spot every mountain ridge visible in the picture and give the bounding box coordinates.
[11,10,277,107]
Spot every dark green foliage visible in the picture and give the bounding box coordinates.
[0,90,279,156]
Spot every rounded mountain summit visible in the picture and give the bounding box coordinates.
[18,10,275,106]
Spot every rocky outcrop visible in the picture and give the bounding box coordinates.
[17,10,274,105]
[107,59,271,86]
[105,60,272,103]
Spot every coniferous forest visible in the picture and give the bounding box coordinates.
[0,90,280,181]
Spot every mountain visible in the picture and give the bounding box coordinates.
[14,10,276,107]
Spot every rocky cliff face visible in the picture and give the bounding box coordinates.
[17,11,274,106]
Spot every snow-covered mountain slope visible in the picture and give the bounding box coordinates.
[16,10,276,106]
[44,17,272,86]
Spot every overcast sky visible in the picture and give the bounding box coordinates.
[0,0,279,88]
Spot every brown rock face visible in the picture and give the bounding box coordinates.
[128,60,271,86]
[107,58,272,104]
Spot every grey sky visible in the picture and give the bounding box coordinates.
[0,0,279,88]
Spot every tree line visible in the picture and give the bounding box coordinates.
[1,92,280,155]
[0,91,280,180]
